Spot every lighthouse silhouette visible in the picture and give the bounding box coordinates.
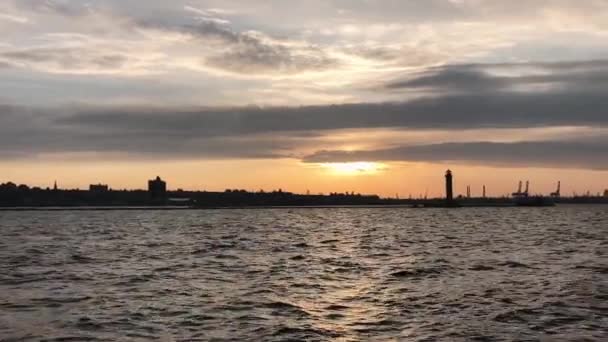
[445,170,454,203]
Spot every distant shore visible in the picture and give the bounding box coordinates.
[1,202,607,211]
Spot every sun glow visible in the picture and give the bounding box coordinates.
[320,162,387,175]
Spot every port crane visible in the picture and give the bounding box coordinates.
[512,181,529,198]
[550,181,561,198]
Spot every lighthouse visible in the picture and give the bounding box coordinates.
[445,170,454,203]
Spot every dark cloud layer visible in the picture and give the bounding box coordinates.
[385,60,608,93]
[1,85,607,165]
[1,55,608,169]
[53,88,608,135]
[303,140,608,170]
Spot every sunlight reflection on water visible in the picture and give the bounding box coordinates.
[0,206,606,341]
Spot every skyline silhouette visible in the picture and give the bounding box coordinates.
[2,171,606,209]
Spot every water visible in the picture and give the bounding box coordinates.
[0,206,606,341]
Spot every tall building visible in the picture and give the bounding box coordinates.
[148,176,167,199]
[604,189,608,198]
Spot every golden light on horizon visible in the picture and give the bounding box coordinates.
[320,162,387,176]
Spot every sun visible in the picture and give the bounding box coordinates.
[320,162,386,176]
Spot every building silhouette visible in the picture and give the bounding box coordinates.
[148,176,167,199]
[604,189,608,198]
[89,184,109,193]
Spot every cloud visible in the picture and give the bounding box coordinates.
[2,1,338,76]
[1,56,607,163]
[14,0,91,17]
[0,82,605,162]
[147,21,338,74]
[1,47,129,73]
[1,0,608,171]
[3,0,608,84]
[384,60,608,93]
[0,105,296,159]
[50,84,608,135]
[0,12,29,23]
[303,140,608,170]
[0,103,325,160]
[341,44,443,67]
[1,52,608,169]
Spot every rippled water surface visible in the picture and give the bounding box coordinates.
[1,206,607,341]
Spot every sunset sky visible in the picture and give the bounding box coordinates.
[1,0,608,197]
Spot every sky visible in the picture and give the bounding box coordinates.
[1,0,608,197]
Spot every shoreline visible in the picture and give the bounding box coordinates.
[0,203,604,211]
